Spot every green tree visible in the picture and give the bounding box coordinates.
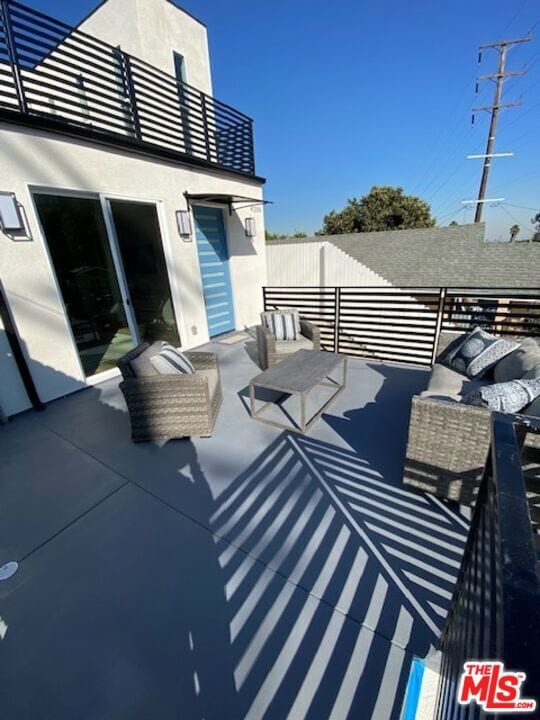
[265,229,307,242]
[531,212,540,242]
[318,186,435,235]
[449,220,459,226]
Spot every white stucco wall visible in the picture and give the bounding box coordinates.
[0,313,30,417]
[80,0,212,94]
[266,241,391,287]
[0,123,266,415]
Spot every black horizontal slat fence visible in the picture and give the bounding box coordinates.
[435,413,540,718]
[263,287,540,366]
[0,0,255,175]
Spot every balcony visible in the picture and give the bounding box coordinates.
[0,335,468,719]
[1,288,539,718]
[0,0,257,177]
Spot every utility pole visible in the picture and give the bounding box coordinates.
[471,36,531,223]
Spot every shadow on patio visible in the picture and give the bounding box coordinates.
[0,346,470,719]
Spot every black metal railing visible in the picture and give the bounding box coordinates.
[0,0,256,175]
[435,413,540,718]
[263,287,540,366]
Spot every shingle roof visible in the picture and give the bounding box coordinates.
[272,224,540,288]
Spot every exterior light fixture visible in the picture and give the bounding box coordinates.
[176,209,192,238]
[245,217,256,238]
[0,192,24,232]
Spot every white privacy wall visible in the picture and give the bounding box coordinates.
[266,241,391,287]
[265,241,443,366]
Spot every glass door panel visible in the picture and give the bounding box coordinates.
[34,194,135,377]
[108,200,180,346]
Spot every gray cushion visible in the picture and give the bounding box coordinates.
[264,311,299,341]
[524,396,540,418]
[129,341,164,377]
[493,337,540,383]
[262,309,301,332]
[440,326,519,379]
[436,332,467,363]
[521,363,540,417]
[150,343,195,374]
[422,363,489,400]
[462,378,540,413]
[275,336,314,354]
[522,363,540,380]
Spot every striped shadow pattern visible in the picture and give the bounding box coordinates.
[209,433,469,719]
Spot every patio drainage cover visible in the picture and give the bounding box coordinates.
[0,562,18,581]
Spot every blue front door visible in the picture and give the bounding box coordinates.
[193,206,236,337]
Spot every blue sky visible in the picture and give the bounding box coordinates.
[33,0,540,240]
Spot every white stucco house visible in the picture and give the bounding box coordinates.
[0,0,267,417]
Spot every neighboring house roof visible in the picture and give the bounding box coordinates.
[271,224,540,288]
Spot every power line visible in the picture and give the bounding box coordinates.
[490,167,540,193]
[410,82,479,196]
[504,98,540,128]
[505,202,539,211]
[411,78,494,198]
[498,203,533,234]
[432,166,482,215]
[501,0,530,34]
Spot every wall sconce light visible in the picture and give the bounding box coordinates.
[0,192,24,232]
[176,209,192,238]
[245,217,256,238]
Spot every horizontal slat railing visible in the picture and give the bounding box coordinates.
[0,0,256,175]
[435,413,540,719]
[263,287,540,366]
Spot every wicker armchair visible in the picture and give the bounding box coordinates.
[403,331,540,506]
[256,311,321,369]
[118,343,223,442]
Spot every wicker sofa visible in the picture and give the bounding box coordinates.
[403,331,540,506]
[256,310,321,369]
[118,342,223,442]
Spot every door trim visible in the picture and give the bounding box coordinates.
[29,186,186,384]
[99,196,140,344]
[102,193,187,350]
[29,188,94,383]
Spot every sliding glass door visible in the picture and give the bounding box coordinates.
[108,200,180,346]
[34,193,180,379]
[35,194,135,377]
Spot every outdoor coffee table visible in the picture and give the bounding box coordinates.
[249,349,347,434]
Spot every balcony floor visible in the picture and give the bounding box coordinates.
[0,337,470,720]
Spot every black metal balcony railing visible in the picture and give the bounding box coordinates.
[0,0,256,175]
[435,413,540,718]
[263,287,540,366]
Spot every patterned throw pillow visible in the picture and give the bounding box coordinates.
[149,342,195,374]
[439,326,519,379]
[264,311,299,341]
[462,378,540,413]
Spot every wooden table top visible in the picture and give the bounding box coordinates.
[249,349,346,394]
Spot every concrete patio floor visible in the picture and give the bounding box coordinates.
[0,337,470,720]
